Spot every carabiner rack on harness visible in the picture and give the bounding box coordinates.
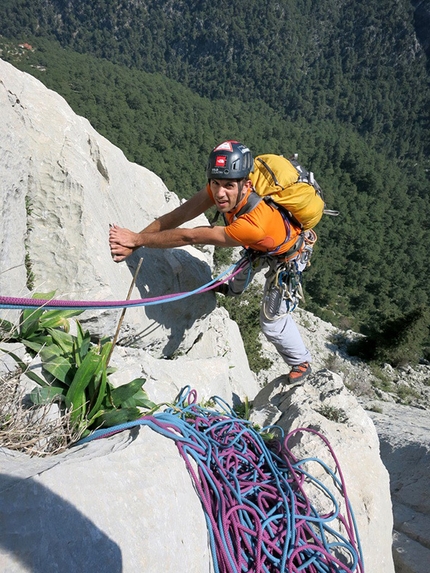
[262,260,304,321]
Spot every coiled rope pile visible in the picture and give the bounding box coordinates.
[78,387,364,573]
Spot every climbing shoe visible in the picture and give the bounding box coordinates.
[287,362,311,383]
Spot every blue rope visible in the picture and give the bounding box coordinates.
[76,387,364,572]
[0,259,248,310]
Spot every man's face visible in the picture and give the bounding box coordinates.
[210,179,249,212]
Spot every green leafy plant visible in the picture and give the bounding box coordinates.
[232,397,278,442]
[233,396,252,420]
[1,292,156,438]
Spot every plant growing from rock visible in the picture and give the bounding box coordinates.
[1,292,156,440]
[317,404,348,424]
[0,369,80,456]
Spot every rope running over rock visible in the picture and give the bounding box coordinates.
[0,257,249,310]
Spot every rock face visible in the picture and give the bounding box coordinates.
[1,58,211,355]
[0,58,259,403]
[0,58,398,572]
[250,371,394,573]
[368,404,430,573]
[0,430,213,573]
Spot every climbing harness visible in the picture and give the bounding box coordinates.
[261,229,317,320]
[77,387,364,573]
[262,260,304,319]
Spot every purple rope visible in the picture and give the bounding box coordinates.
[0,258,249,310]
[77,390,364,572]
[0,291,200,309]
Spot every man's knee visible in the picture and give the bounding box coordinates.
[260,313,289,343]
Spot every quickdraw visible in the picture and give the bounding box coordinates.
[262,229,317,320]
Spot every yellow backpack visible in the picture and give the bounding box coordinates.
[248,154,327,230]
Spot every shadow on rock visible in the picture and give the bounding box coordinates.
[125,248,216,356]
[0,473,122,573]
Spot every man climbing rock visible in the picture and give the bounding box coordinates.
[109,140,312,383]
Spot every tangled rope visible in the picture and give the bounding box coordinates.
[78,388,364,573]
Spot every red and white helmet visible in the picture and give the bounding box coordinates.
[206,141,253,180]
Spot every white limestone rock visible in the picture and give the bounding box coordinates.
[250,370,395,573]
[0,429,213,573]
[368,403,430,573]
[0,58,215,357]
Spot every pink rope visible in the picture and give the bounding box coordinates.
[0,258,249,310]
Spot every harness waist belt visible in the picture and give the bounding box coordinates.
[277,233,305,261]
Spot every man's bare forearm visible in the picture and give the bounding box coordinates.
[134,225,238,249]
[108,186,221,262]
[134,227,198,249]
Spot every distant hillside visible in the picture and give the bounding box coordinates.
[0,0,429,162]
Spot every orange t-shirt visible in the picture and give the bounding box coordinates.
[206,185,302,255]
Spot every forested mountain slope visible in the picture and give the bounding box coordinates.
[0,0,429,160]
[0,0,429,357]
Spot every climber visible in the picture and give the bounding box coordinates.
[109,140,312,382]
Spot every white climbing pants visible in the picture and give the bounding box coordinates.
[225,254,311,367]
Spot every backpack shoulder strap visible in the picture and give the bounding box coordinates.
[235,190,263,219]
[237,190,299,227]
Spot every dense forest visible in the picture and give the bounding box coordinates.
[1,0,429,159]
[0,0,429,359]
